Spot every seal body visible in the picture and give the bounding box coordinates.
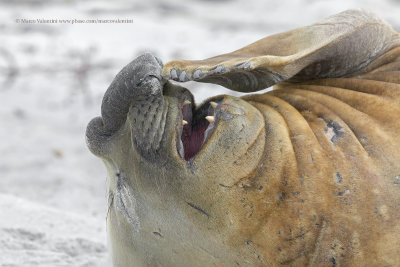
[86,10,400,266]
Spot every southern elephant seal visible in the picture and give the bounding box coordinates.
[86,10,400,266]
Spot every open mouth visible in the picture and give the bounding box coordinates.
[177,93,223,161]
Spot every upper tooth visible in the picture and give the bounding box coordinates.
[183,100,191,106]
[210,101,218,109]
[205,116,215,123]
[183,120,188,125]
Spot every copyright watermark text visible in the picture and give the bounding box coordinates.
[15,18,134,24]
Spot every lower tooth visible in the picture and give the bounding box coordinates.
[205,116,215,123]
[183,120,188,125]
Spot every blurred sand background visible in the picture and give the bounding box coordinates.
[1,0,399,266]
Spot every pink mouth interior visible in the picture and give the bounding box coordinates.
[181,104,209,160]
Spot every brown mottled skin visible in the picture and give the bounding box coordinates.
[86,10,400,266]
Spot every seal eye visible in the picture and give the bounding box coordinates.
[178,99,221,161]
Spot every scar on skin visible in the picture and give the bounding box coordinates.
[186,202,210,218]
[325,121,344,143]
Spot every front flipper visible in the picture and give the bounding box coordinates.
[162,10,400,92]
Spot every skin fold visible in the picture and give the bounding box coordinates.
[86,10,400,266]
